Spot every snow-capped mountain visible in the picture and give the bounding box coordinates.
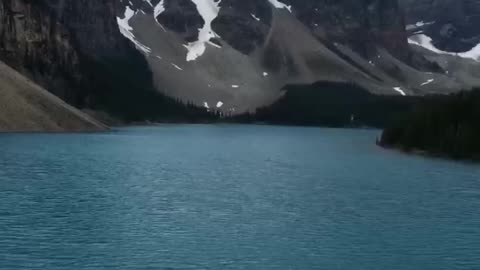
[116,0,480,112]
[1,0,479,120]
[0,0,213,122]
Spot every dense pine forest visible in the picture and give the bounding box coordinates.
[232,82,420,128]
[379,89,480,161]
[78,54,217,123]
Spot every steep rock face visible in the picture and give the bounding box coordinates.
[285,0,409,59]
[152,0,409,58]
[0,0,129,101]
[212,0,273,54]
[156,0,205,42]
[0,0,196,121]
[401,0,480,52]
[0,0,81,101]
[2,0,478,119]
[115,0,473,113]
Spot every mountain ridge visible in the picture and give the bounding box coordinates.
[117,0,480,113]
[1,0,480,127]
[0,0,212,122]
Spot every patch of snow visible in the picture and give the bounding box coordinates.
[406,21,434,31]
[251,14,261,21]
[184,0,222,61]
[203,102,210,109]
[117,6,152,54]
[420,79,434,86]
[417,21,434,27]
[231,85,239,88]
[267,0,292,12]
[156,55,162,60]
[263,72,268,77]
[154,0,165,17]
[207,41,222,48]
[147,0,167,31]
[415,21,425,27]
[171,63,183,70]
[393,87,407,96]
[144,0,153,7]
[216,101,224,108]
[368,60,374,66]
[143,0,166,25]
[408,34,480,61]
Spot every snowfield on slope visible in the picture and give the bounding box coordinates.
[117,6,152,54]
[420,79,434,86]
[118,0,293,60]
[393,87,407,96]
[408,34,480,61]
[267,0,292,12]
[184,0,222,61]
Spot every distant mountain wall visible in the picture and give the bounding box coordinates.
[1,0,478,122]
[0,0,208,121]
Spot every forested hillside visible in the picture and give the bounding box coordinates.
[380,89,480,160]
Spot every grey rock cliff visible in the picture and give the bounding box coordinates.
[2,0,479,118]
[0,0,185,121]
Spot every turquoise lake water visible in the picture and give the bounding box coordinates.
[0,125,479,269]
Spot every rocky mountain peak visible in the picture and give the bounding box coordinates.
[1,0,480,120]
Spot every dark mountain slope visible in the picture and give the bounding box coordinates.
[0,0,211,122]
[1,0,479,125]
[0,60,106,132]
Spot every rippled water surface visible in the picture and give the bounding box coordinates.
[0,125,479,269]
